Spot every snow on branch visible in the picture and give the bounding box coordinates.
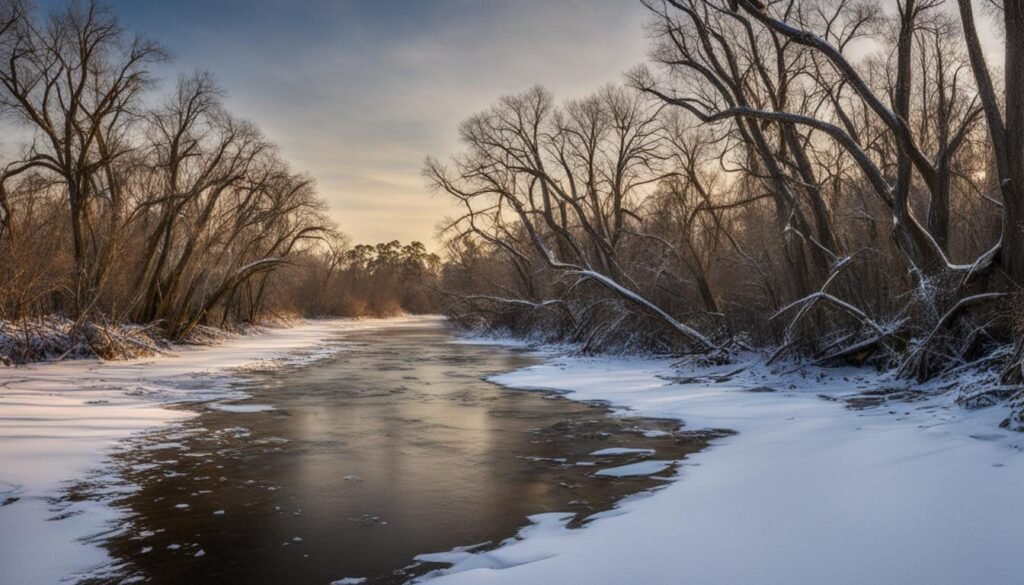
[570,269,718,352]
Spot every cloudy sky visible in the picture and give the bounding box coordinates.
[52,0,651,247]
[27,1,1005,248]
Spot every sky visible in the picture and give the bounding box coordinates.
[55,0,652,247]
[27,1,1003,248]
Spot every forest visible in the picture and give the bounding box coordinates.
[0,1,439,361]
[431,0,1024,428]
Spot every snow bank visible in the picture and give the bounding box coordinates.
[0,316,437,585]
[417,355,1024,585]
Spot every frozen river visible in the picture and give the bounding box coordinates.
[67,321,710,584]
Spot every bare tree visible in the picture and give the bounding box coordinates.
[0,0,166,309]
[427,85,723,352]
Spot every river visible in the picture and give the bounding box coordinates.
[70,321,713,584]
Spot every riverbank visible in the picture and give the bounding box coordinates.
[4,318,1023,585]
[0,317,432,585]
[416,354,1024,585]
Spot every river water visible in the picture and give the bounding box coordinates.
[73,321,713,584]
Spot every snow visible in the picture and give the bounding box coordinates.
[208,402,276,413]
[588,447,656,457]
[416,354,1024,585]
[0,316,435,585]
[8,317,1024,585]
[593,460,673,477]
[416,513,574,573]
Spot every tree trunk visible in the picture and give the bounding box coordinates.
[1002,0,1024,285]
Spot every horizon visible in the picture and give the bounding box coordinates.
[33,0,651,247]
[14,0,1005,249]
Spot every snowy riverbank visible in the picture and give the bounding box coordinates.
[0,317,434,585]
[417,354,1024,585]
[4,318,1023,585]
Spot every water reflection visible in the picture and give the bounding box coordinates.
[74,323,717,584]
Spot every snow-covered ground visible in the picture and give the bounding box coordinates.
[417,355,1024,585]
[5,318,1024,585]
[0,316,432,585]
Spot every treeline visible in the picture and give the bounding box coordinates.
[289,240,440,318]
[0,0,437,360]
[430,0,1024,424]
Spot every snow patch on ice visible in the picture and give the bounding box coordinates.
[589,447,656,457]
[593,460,673,477]
[415,513,573,580]
[208,402,276,413]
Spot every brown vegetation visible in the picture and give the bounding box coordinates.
[0,1,439,362]
[429,0,1024,424]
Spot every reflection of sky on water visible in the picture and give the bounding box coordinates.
[79,323,703,584]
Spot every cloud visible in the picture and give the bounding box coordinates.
[56,0,651,246]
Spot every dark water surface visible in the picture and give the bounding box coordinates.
[76,322,714,584]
